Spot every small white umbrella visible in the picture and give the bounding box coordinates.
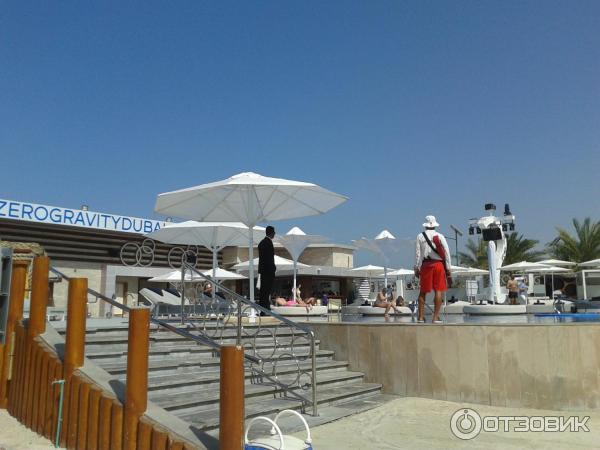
[353,230,403,286]
[232,255,309,272]
[275,227,328,301]
[387,268,414,298]
[351,265,388,299]
[146,220,264,280]
[202,267,246,280]
[155,172,347,307]
[525,265,572,299]
[450,265,489,276]
[500,261,549,271]
[579,258,600,267]
[149,269,206,283]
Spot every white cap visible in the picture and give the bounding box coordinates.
[422,215,440,228]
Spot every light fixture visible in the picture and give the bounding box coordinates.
[81,205,89,211]
[166,217,173,222]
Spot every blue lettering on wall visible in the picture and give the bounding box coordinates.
[74,212,85,225]
[85,213,97,227]
[0,200,6,217]
[63,210,74,224]
[143,221,153,233]
[34,206,49,221]
[122,217,132,231]
[21,204,33,219]
[49,208,62,223]
[8,202,19,218]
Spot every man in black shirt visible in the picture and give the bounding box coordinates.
[258,226,276,310]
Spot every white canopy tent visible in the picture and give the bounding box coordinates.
[580,259,600,267]
[500,261,549,271]
[154,172,347,309]
[275,227,328,301]
[352,230,404,287]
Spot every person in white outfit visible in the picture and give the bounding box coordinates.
[414,215,452,323]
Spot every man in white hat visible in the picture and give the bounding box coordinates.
[414,215,452,323]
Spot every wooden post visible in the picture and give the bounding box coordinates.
[123,307,150,450]
[219,345,245,450]
[62,278,87,448]
[28,256,49,338]
[0,260,28,408]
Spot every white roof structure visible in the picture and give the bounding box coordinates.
[524,265,572,274]
[149,269,205,283]
[387,268,414,276]
[352,230,404,285]
[202,267,246,280]
[450,265,489,276]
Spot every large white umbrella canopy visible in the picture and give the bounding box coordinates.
[538,259,576,267]
[275,227,328,301]
[351,265,389,297]
[352,230,403,286]
[232,255,309,272]
[154,172,348,304]
[202,267,246,280]
[146,220,264,278]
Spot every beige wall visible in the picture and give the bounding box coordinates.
[221,246,354,269]
[51,261,104,316]
[309,322,600,411]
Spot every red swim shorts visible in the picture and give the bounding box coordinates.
[419,260,447,293]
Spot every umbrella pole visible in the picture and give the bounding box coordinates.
[293,260,297,302]
[384,265,388,289]
[181,265,186,324]
[212,249,217,299]
[247,228,257,321]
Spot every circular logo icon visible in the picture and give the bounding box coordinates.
[450,408,482,440]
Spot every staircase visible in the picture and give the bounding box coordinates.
[53,320,387,432]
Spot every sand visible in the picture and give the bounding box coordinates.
[0,410,58,450]
[294,397,600,450]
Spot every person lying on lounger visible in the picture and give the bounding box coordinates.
[373,288,399,316]
[274,290,317,311]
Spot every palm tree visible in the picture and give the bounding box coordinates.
[503,233,545,265]
[459,233,543,269]
[459,239,488,269]
[548,218,600,263]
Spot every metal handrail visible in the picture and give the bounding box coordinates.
[183,263,318,416]
[48,267,260,363]
[50,266,315,412]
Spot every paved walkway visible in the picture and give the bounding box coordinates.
[0,410,58,450]
[293,397,600,449]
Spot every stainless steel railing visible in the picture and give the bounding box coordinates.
[50,265,318,416]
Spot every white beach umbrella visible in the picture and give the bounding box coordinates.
[352,230,404,286]
[232,255,309,272]
[579,258,600,267]
[201,267,246,280]
[154,172,347,305]
[146,220,264,281]
[149,269,205,283]
[525,265,572,299]
[538,259,576,267]
[275,227,328,301]
[351,264,388,298]
[387,268,414,298]
[500,261,549,271]
[450,265,489,276]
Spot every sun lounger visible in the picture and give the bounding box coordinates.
[139,288,190,316]
[271,305,328,316]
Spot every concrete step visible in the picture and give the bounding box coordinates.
[155,372,370,411]
[178,383,384,431]
[96,349,336,375]
[149,369,366,407]
[85,337,320,361]
[142,360,350,391]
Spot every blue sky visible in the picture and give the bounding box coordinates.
[1,1,599,267]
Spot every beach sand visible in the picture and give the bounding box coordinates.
[294,397,600,449]
[0,409,58,450]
